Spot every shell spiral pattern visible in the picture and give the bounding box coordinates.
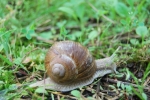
[45,41,96,85]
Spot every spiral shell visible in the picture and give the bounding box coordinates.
[45,41,96,85]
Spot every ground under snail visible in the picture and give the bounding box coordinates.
[30,41,120,91]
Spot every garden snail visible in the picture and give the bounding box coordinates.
[30,41,120,91]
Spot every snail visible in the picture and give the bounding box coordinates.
[29,41,120,91]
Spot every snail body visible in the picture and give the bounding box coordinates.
[30,41,119,91]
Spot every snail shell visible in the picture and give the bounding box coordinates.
[45,41,96,85]
[30,41,119,91]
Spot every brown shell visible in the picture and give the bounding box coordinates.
[45,41,96,85]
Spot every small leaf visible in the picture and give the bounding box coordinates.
[39,32,53,40]
[109,85,116,89]
[127,0,134,7]
[13,57,22,65]
[74,5,85,20]
[115,2,129,17]
[136,26,148,37]
[59,7,75,17]
[142,92,147,100]
[35,87,48,94]
[71,90,81,98]
[121,83,125,90]
[26,33,31,39]
[117,81,121,88]
[8,84,18,91]
[125,85,132,92]
[22,24,35,40]
[56,20,67,28]
[88,30,98,40]
[36,65,45,71]
[120,19,127,25]
[130,39,139,45]
[73,31,83,37]
[125,68,131,80]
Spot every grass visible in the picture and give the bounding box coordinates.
[0,0,150,100]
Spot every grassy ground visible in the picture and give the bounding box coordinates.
[0,0,150,100]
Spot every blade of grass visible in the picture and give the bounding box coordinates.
[0,54,13,66]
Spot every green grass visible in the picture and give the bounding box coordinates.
[0,0,150,99]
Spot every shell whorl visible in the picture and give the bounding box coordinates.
[52,64,65,77]
[45,41,96,85]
